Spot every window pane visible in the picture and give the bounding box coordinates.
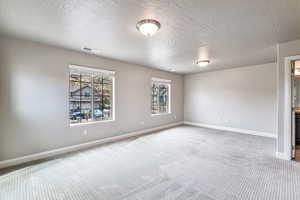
[103,82,113,120]
[93,75,113,121]
[80,74,92,123]
[69,72,81,124]
[159,85,168,113]
[69,101,81,124]
[93,74,103,121]
[152,83,159,114]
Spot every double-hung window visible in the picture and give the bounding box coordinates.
[69,65,114,124]
[151,78,171,115]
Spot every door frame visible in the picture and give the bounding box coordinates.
[283,55,300,160]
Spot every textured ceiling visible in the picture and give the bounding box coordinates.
[0,0,300,74]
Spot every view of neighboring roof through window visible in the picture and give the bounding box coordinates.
[69,65,115,125]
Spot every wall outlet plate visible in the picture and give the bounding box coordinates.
[83,130,88,136]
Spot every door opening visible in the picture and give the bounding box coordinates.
[292,60,300,161]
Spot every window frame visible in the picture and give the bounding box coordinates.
[68,64,115,126]
[151,78,172,116]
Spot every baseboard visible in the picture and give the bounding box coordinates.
[184,121,277,139]
[0,121,183,169]
[276,151,291,160]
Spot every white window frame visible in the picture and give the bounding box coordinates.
[151,78,171,116]
[68,64,115,126]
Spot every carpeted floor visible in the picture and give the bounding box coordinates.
[1,125,300,200]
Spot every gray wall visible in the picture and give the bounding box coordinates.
[184,63,277,135]
[0,37,184,161]
[277,39,300,153]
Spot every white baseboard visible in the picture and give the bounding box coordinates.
[276,151,291,160]
[184,121,277,139]
[0,121,183,169]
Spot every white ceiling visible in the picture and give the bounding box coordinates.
[0,0,299,74]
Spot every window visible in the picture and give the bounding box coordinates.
[69,65,114,124]
[151,78,171,115]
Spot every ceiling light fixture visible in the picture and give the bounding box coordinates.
[196,60,210,67]
[136,19,161,36]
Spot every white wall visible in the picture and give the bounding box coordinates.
[0,37,184,161]
[277,39,300,153]
[184,63,277,135]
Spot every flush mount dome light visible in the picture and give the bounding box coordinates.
[196,60,210,67]
[136,19,161,36]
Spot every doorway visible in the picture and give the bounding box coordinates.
[292,60,300,161]
[283,55,300,161]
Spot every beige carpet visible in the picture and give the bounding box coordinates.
[1,125,300,200]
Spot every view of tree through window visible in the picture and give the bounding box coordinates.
[69,66,114,124]
[151,79,170,114]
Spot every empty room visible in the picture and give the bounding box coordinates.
[0,0,300,199]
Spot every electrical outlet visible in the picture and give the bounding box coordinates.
[140,121,145,125]
[174,115,177,119]
[83,130,88,136]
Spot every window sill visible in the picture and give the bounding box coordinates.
[151,112,172,117]
[69,119,115,127]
